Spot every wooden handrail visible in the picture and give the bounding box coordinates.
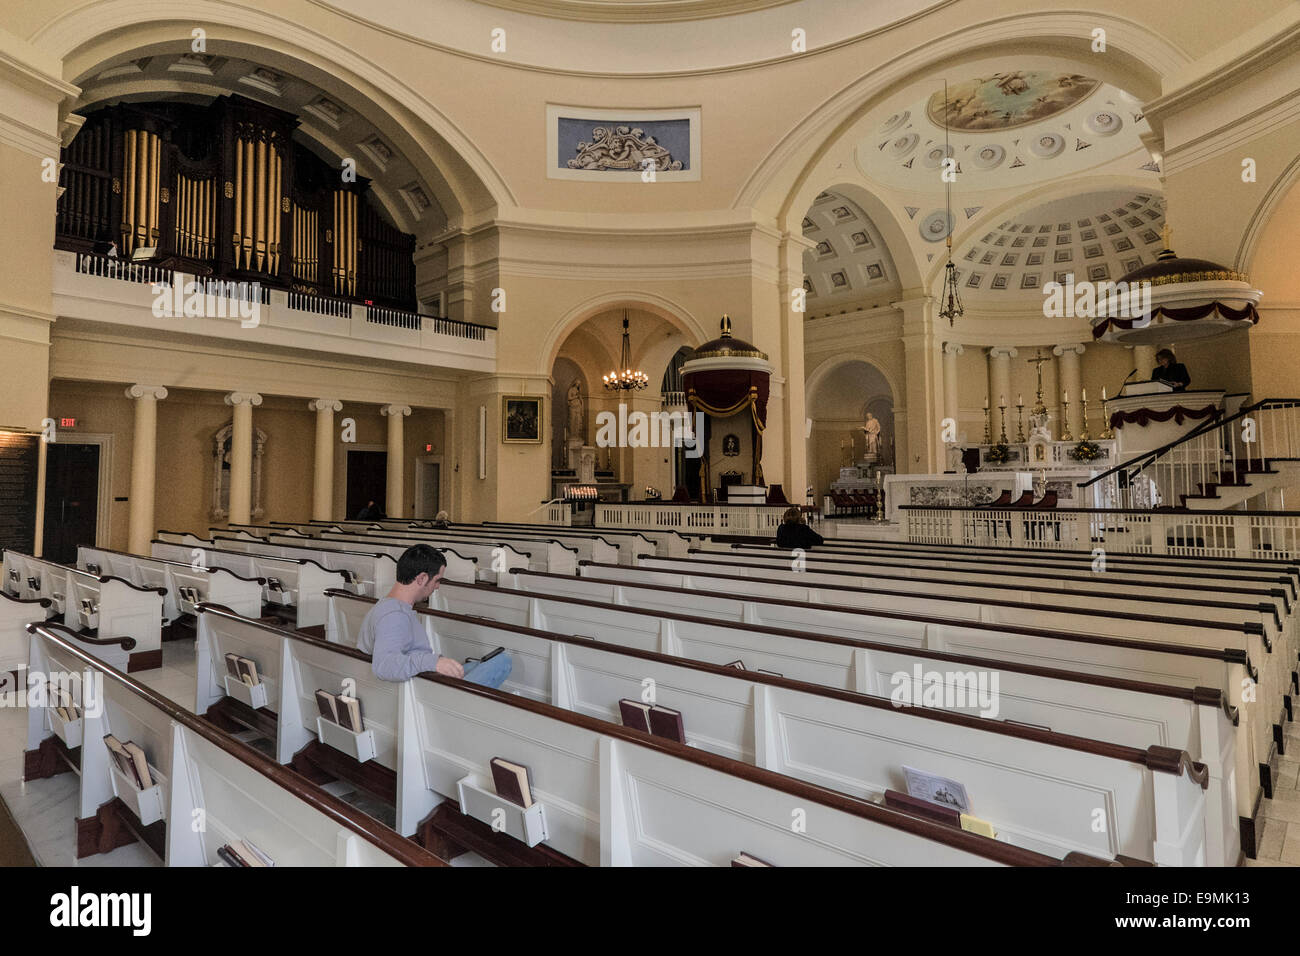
[84,546,267,584]
[28,621,137,651]
[27,622,445,867]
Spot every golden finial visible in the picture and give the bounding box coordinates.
[1161,222,1173,251]
[720,313,732,337]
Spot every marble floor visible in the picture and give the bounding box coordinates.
[0,636,488,867]
[1244,722,1300,867]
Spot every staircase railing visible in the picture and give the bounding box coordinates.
[1080,398,1300,509]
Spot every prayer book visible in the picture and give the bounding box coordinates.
[121,741,154,789]
[731,852,775,867]
[315,690,339,722]
[337,695,363,732]
[648,705,686,744]
[490,756,536,808]
[618,698,652,733]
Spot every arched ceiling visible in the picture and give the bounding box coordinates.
[466,0,799,21]
[952,189,1165,297]
[72,51,444,235]
[801,189,902,315]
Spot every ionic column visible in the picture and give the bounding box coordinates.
[1133,344,1157,379]
[381,404,412,518]
[987,347,1018,440]
[224,392,262,525]
[125,385,168,552]
[942,342,964,439]
[308,399,342,521]
[1054,344,1086,436]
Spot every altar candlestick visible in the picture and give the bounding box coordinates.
[1082,387,1087,403]
[983,396,989,410]
[1102,386,1107,401]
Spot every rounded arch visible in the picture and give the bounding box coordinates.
[1238,152,1300,275]
[742,12,1188,235]
[799,181,922,291]
[541,290,709,376]
[35,1,514,227]
[805,352,904,410]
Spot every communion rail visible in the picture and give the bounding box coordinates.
[902,504,1300,559]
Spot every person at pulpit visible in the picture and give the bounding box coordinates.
[1151,349,1190,391]
[776,506,824,551]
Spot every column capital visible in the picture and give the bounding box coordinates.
[1052,343,1087,357]
[224,391,263,407]
[308,398,343,413]
[381,404,412,417]
[987,346,1019,359]
[942,342,965,356]
[125,384,168,401]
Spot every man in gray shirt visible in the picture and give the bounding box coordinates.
[357,544,512,688]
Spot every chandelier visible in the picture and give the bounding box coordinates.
[937,80,964,326]
[603,310,650,391]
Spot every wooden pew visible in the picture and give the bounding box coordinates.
[497,565,1264,851]
[2,552,163,671]
[204,533,397,597]
[150,538,347,628]
[0,591,52,677]
[193,605,1114,867]
[23,623,444,867]
[318,528,577,576]
[275,533,503,584]
[328,585,1241,864]
[77,546,263,624]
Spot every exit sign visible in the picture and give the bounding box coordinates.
[425,443,433,452]
[60,418,77,428]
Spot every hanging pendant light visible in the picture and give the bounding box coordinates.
[603,310,650,391]
[937,80,964,326]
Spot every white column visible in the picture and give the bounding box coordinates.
[942,342,964,440]
[895,294,943,472]
[308,399,342,521]
[987,347,1017,441]
[224,392,262,525]
[1054,344,1086,437]
[1133,345,1157,380]
[381,404,412,518]
[125,385,168,553]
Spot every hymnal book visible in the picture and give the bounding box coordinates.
[465,646,506,665]
[884,789,961,827]
[337,695,363,732]
[618,698,652,733]
[225,653,242,679]
[239,839,275,867]
[121,741,154,789]
[103,735,143,788]
[216,845,246,867]
[723,660,746,670]
[902,766,971,814]
[648,705,686,744]
[959,814,997,838]
[731,852,774,867]
[489,756,536,809]
[315,690,339,722]
[236,657,260,686]
[229,841,267,867]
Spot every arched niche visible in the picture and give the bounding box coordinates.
[211,423,267,520]
[806,359,896,494]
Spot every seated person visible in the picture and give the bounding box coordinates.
[357,544,512,687]
[355,499,382,520]
[431,510,451,529]
[1151,348,1190,391]
[775,506,824,550]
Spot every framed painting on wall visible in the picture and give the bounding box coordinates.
[502,396,543,443]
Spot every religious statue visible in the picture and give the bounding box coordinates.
[566,380,585,443]
[860,411,882,460]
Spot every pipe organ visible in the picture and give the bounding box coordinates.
[55,94,419,311]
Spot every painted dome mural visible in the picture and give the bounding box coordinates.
[926,72,1101,131]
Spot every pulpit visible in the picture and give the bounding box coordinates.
[1108,385,1223,460]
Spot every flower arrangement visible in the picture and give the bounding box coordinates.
[1067,439,1104,462]
[984,442,1013,465]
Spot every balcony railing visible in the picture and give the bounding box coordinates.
[57,250,496,368]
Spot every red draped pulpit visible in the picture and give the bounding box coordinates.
[680,315,772,503]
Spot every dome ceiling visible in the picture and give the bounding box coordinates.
[950,189,1166,296]
[467,0,799,21]
[857,68,1158,196]
[801,189,901,314]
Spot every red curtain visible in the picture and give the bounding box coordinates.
[683,368,771,500]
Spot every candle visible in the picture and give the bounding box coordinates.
[1102,386,1108,401]
[1063,389,1069,403]
[1082,387,1087,402]
[1000,394,1005,407]
[983,396,989,410]
[1017,393,1023,406]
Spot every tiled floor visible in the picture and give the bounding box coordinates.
[0,635,488,867]
[1245,721,1300,866]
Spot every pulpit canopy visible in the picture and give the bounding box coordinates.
[1092,244,1261,345]
[680,314,772,431]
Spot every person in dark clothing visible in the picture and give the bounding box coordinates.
[775,506,824,550]
[355,499,382,520]
[1151,349,1190,391]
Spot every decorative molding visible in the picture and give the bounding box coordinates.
[308,398,343,412]
[1051,344,1087,357]
[987,346,1019,359]
[546,104,700,182]
[942,342,965,355]
[380,404,413,417]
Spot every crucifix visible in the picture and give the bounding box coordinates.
[1026,348,1050,415]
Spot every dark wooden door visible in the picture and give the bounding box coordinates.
[346,450,388,519]
[42,443,100,563]
[0,434,40,555]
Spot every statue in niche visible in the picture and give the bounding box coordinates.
[211,423,267,520]
[860,411,882,460]
[566,379,585,442]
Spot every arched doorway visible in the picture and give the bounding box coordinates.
[806,359,896,495]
